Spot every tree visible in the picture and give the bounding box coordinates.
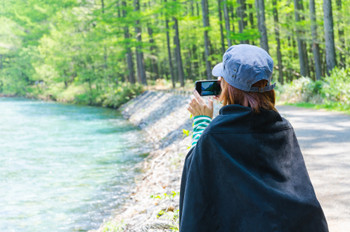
[122,0,136,84]
[336,0,345,67]
[223,0,232,47]
[323,0,336,74]
[0,54,3,71]
[100,0,109,81]
[309,0,322,80]
[256,0,269,52]
[293,0,309,77]
[1,0,349,99]
[237,0,248,44]
[146,1,159,80]
[272,0,283,83]
[164,0,175,88]
[134,0,147,85]
[201,0,211,79]
[217,0,226,53]
[173,0,184,87]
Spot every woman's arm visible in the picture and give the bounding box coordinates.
[191,115,212,148]
[187,90,214,148]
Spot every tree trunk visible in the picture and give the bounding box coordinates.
[323,0,336,74]
[255,0,269,52]
[122,0,136,84]
[101,0,105,13]
[147,1,159,80]
[336,0,345,67]
[217,0,225,53]
[147,25,159,80]
[237,0,248,44]
[173,16,185,87]
[190,0,195,16]
[298,0,309,77]
[165,0,175,88]
[293,0,309,77]
[196,2,200,17]
[134,0,147,85]
[229,5,236,44]
[223,0,231,47]
[272,0,283,83]
[309,0,322,80]
[201,0,211,79]
[248,4,255,45]
[101,0,108,80]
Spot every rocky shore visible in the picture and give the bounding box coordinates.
[94,90,198,232]
[0,93,17,97]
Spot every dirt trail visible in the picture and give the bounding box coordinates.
[277,105,350,232]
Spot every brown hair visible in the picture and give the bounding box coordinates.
[219,78,276,113]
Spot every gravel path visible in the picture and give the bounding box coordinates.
[277,105,350,232]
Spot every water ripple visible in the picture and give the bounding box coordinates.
[0,98,148,232]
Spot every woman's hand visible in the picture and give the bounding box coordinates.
[187,90,214,118]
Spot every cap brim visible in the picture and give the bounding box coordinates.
[212,62,224,77]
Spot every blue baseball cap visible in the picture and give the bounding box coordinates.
[212,44,276,92]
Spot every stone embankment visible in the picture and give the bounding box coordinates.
[95,90,195,232]
[95,90,350,232]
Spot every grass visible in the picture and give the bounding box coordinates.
[99,220,125,232]
[282,101,350,115]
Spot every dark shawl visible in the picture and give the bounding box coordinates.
[179,104,328,232]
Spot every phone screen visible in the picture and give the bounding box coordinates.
[195,80,221,96]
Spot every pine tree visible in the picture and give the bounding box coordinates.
[256,0,269,52]
[201,0,212,79]
[293,0,309,77]
[309,0,322,80]
[323,0,336,74]
[272,0,283,83]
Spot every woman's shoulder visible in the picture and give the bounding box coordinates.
[204,105,293,135]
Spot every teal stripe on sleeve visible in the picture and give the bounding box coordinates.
[191,115,212,148]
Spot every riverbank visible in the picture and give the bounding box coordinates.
[0,93,17,97]
[0,82,145,109]
[92,90,194,231]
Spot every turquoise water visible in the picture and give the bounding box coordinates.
[0,98,148,231]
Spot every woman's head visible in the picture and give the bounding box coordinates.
[212,44,277,112]
[212,45,275,93]
[219,77,276,113]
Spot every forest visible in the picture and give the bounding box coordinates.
[0,0,349,108]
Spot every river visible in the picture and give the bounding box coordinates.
[0,97,148,231]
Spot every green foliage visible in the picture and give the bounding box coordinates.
[1,0,349,114]
[157,209,165,218]
[150,191,180,231]
[100,220,125,232]
[182,129,190,137]
[150,191,179,200]
[286,102,350,115]
[278,77,324,103]
[322,68,350,105]
[279,68,350,112]
[100,83,144,108]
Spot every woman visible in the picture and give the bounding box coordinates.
[179,44,328,232]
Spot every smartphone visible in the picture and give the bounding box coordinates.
[195,80,221,96]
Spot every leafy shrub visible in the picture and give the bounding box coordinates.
[322,67,350,104]
[279,67,350,106]
[101,83,144,108]
[278,77,324,104]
